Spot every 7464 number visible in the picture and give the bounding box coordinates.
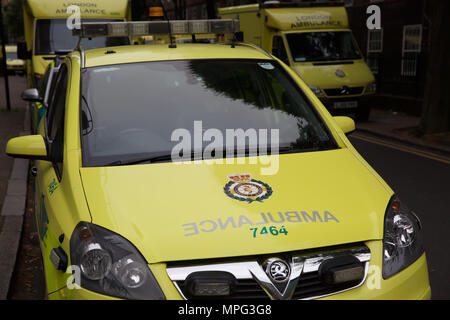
[250,226,288,238]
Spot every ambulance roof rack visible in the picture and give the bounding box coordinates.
[73,19,240,39]
[260,0,346,8]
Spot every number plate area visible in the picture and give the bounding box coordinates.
[333,101,358,109]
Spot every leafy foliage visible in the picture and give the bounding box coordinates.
[3,0,24,40]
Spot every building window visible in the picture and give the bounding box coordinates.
[191,6,197,19]
[403,25,422,53]
[367,29,383,74]
[401,25,422,76]
[201,4,207,19]
[367,28,383,53]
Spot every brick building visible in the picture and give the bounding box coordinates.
[160,0,429,115]
[346,0,428,115]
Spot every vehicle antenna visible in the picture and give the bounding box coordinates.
[159,1,176,48]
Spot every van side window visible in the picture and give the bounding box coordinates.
[46,64,68,180]
[272,36,289,66]
[38,65,52,98]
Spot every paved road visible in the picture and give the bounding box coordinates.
[0,75,27,211]
[349,134,450,300]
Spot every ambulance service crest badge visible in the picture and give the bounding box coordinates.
[224,173,273,203]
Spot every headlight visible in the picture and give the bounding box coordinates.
[382,197,424,279]
[70,222,165,300]
[366,82,377,93]
[308,85,324,97]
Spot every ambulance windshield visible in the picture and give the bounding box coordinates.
[80,59,337,167]
[286,31,362,63]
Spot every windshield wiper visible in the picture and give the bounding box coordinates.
[106,153,174,167]
[276,142,337,155]
[105,143,337,167]
[105,148,249,167]
[105,146,264,167]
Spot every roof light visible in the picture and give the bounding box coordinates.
[210,19,236,33]
[149,22,170,35]
[189,20,209,34]
[73,20,240,39]
[77,22,108,37]
[149,6,164,18]
[109,22,129,37]
[129,22,150,36]
[171,21,189,34]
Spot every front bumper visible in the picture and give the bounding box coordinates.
[7,63,25,70]
[48,240,431,300]
[319,94,375,117]
[321,241,431,300]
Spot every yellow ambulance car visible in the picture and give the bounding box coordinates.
[219,2,376,121]
[6,20,430,300]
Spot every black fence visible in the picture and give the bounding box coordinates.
[367,52,427,116]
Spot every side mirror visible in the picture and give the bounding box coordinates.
[5,135,48,161]
[21,88,43,103]
[17,41,31,60]
[333,116,356,135]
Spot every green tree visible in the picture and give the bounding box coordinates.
[3,0,24,40]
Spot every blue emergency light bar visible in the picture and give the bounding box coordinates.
[73,19,240,38]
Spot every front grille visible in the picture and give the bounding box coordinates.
[233,279,269,299]
[176,279,270,300]
[175,272,362,300]
[324,87,364,96]
[167,244,370,300]
[292,271,361,299]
